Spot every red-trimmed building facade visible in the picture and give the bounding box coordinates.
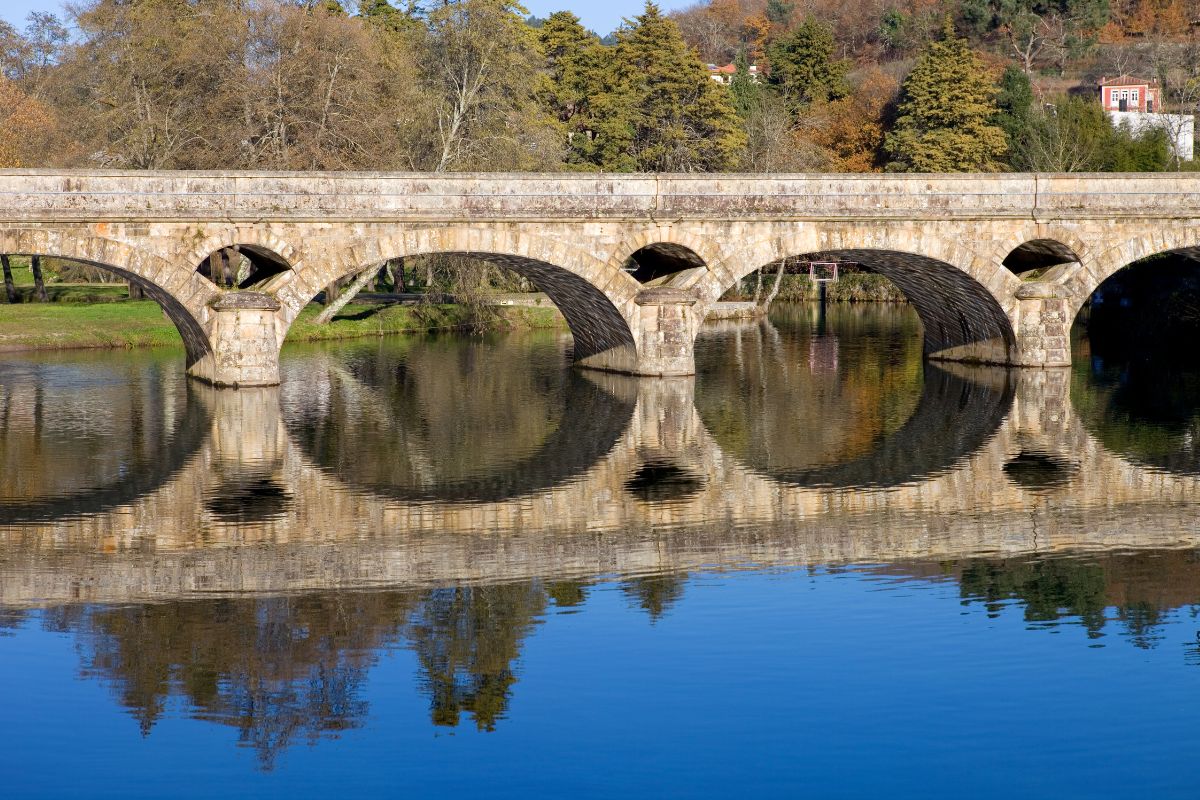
[1099,76,1160,113]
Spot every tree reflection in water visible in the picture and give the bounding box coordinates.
[63,593,412,768]
[408,583,546,731]
[897,550,1200,648]
[55,582,565,766]
[15,548,1193,769]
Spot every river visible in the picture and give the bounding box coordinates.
[0,303,1196,798]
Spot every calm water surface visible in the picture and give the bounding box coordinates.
[1,304,1197,798]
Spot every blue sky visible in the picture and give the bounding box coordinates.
[1,1,693,36]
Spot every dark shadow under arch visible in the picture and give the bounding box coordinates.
[1072,247,1200,476]
[1074,246,1200,354]
[781,249,1017,358]
[1,251,212,367]
[623,243,707,285]
[1003,239,1080,278]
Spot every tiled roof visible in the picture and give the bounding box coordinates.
[1099,75,1154,87]
[708,63,759,74]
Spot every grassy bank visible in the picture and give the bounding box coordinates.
[727,273,907,303]
[0,299,566,353]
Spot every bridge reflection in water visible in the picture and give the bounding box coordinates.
[3,320,1200,597]
[3,313,1200,767]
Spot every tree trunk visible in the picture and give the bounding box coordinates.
[210,250,227,288]
[760,259,786,311]
[1,255,17,303]
[752,268,764,305]
[222,249,237,287]
[128,280,145,300]
[316,264,383,324]
[323,278,341,306]
[31,256,48,303]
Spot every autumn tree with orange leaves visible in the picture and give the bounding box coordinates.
[0,78,55,168]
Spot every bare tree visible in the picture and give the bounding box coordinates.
[1004,11,1054,75]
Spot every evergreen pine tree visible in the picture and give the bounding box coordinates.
[536,11,622,169]
[884,23,1007,172]
[614,2,745,172]
[993,65,1033,166]
[358,0,421,34]
[765,0,795,28]
[766,17,849,113]
[728,48,761,118]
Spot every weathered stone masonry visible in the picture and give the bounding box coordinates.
[2,170,1199,386]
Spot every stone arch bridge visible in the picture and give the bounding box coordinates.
[2,170,1195,386]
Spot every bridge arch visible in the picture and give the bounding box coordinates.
[1064,226,1200,322]
[286,228,644,372]
[184,228,300,292]
[609,230,729,289]
[1001,238,1084,281]
[697,228,1019,362]
[0,228,217,367]
[990,225,1091,282]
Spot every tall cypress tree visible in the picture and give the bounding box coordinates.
[884,23,1007,172]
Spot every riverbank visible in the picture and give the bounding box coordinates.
[724,273,906,303]
[0,281,910,354]
[0,300,566,353]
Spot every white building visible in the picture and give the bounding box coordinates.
[708,63,759,85]
[1107,110,1195,162]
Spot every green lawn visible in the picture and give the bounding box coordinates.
[0,298,565,353]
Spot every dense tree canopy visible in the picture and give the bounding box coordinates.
[766,17,850,112]
[0,0,1193,174]
[615,3,746,171]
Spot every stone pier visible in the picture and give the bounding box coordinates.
[187,293,282,388]
[1010,282,1073,368]
[629,288,701,377]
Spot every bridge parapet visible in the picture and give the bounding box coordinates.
[5,171,1200,222]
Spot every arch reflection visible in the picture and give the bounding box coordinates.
[1072,357,1200,476]
[0,354,209,524]
[696,308,1011,488]
[281,334,636,503]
